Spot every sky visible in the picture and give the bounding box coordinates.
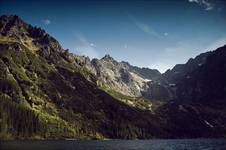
[0,0,226,73]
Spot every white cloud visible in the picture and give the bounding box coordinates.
[42,19,51,25]
[90,43,96,47]
[202,0,214,10]
[188,0,214,11]
[164,32,169,36]
[75,35,99,59]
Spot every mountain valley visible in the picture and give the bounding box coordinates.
[0,15,226,139]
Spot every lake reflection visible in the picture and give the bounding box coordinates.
[1,139,226,150]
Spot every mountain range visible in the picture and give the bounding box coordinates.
[0,15,226,139]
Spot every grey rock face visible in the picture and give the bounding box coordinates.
[74,54,173,101]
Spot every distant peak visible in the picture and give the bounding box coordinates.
[0,15,25,25]
[121,61,131,66]
[101,54,115,61]
[0,14,30,37]
[0,14,62,52]
[0,15,19,19]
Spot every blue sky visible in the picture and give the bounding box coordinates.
[1,0,226,72]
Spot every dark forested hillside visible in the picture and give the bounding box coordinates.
[164,52,211,84]
[156,45,226,138]
[176,45,226,104]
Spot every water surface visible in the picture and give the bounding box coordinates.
[1,139,226,150]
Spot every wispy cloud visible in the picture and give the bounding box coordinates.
[127,14,159,37]
[164,32,169,36]
[42,19,51,25]
[90,43,96,47]
[75,34,99,59]
[188,0,214,11]
[134,21,159,37]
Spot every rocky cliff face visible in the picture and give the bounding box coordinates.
[91,55,155,97]
[79,54,172,101]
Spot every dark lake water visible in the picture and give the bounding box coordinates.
[1,139,226,150]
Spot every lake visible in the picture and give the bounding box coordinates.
[1,139,226,150]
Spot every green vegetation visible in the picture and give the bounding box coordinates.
[0,94,42,139]
[0,41,94,139]
[0,41,163,139]
[101,85,162,111]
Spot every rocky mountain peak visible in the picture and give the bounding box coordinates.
[0,15,62,49]
[0,15,65,63]
[0,15,25,26]
[101,54,115,61]
[163,51,212,83]
[121,61,130,65]
[0,15,29,37]
[87,53,172,100]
